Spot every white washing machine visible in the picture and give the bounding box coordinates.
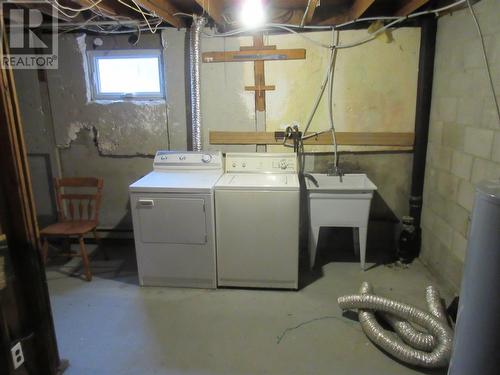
[215,153,300,290]
[129,151,223,288]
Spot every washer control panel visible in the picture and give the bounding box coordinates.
[225,153,298,173]
[154,151,222,170]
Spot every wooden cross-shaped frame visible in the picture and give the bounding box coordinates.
[202,33,306,112]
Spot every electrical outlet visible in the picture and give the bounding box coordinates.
[11,342,24,370]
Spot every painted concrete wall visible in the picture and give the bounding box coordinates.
[420,0,500,292]
[16,26,420,233]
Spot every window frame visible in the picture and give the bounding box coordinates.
[87,49,165,101]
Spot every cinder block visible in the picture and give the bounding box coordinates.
[446,201,470,237]
[464,39,486,69]
[457,179,475,212]
[423,166,438,193]
[471,158,500,184]
[430,145,453,171]
[429,120,444,144]
[437,171,459,200]
[451,151,473,179]
[428,190,447,215]
[433,214,454,248]
[493,132,500,163]
[457,97,483,126]
[437,97,458,123]
[464,127,494,158]
[451,231,468,263]
[421,205,436,232]
[442,123,465,150]
[481,96,500,129]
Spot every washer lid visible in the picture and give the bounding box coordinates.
[129,171,223,193]
[215,173,299,191]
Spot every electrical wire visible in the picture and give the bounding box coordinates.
[116,0,157,17]
[327,29,339,169]
[466,0,500,123]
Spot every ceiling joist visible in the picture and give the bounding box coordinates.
[394,0,430,17]
[133,0,185,28]
[72,0,123,18]
[194,0,225,26]
[319,0,376,26]
[301,0,320,26]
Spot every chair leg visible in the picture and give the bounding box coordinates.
[41,237,49,264]
[78,236,92,282]
[93,229,108,260]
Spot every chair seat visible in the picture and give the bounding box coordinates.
[40,220,97,236]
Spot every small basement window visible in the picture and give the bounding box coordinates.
[88,50,164,100]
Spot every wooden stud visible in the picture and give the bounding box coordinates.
[209,131,415,147]
[394,0,431,17]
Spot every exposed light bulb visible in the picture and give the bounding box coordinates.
[240,0,265,29]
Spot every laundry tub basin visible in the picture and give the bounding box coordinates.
[305,173,377,270]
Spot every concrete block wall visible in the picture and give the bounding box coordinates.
[420,0,500,292]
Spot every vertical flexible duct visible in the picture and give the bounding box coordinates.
[190,16,206,151]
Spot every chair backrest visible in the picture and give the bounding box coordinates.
[54,177,103,223]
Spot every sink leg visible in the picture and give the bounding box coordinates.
[309,225,320,268]
[353,227,360,257]
[359,227,367,270]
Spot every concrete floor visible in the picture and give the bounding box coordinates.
[46,239,452,375]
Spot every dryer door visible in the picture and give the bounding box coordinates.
[134,196,207,244]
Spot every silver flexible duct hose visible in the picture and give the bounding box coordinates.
[379,285,447,352]
[190,16,206,151]
[425,285,448,322]
[339,283,453,368]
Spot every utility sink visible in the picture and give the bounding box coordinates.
[305,173,377,270]
[305,173,377,193]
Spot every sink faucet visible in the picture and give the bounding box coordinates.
[327,163,344,182]
[303,173,319,187]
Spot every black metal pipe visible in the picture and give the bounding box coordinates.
[410,15,437,228]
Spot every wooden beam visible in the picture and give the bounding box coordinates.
[350,0,376,19]
[202,49,306,63]
[301,0,320,25]
[194,0,225,26]
[133,0,185,28]
[72,0,122,18]
[394,0,430,17]
[320,0,375,26]
[209,131,415,147]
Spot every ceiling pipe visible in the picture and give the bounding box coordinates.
[407,14,437,260]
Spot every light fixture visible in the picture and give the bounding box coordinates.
[240,0,265,29]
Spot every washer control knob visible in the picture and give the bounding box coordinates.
[160,155,167,160]
[232,162,237,168]
[178,155,186,160]
[242,162,246,168]
[201,154,212,163]
[279,159,288,170]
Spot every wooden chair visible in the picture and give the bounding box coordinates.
[40,177,105,281]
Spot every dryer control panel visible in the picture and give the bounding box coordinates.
[154,151,223,170]
[225,153,298,173]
